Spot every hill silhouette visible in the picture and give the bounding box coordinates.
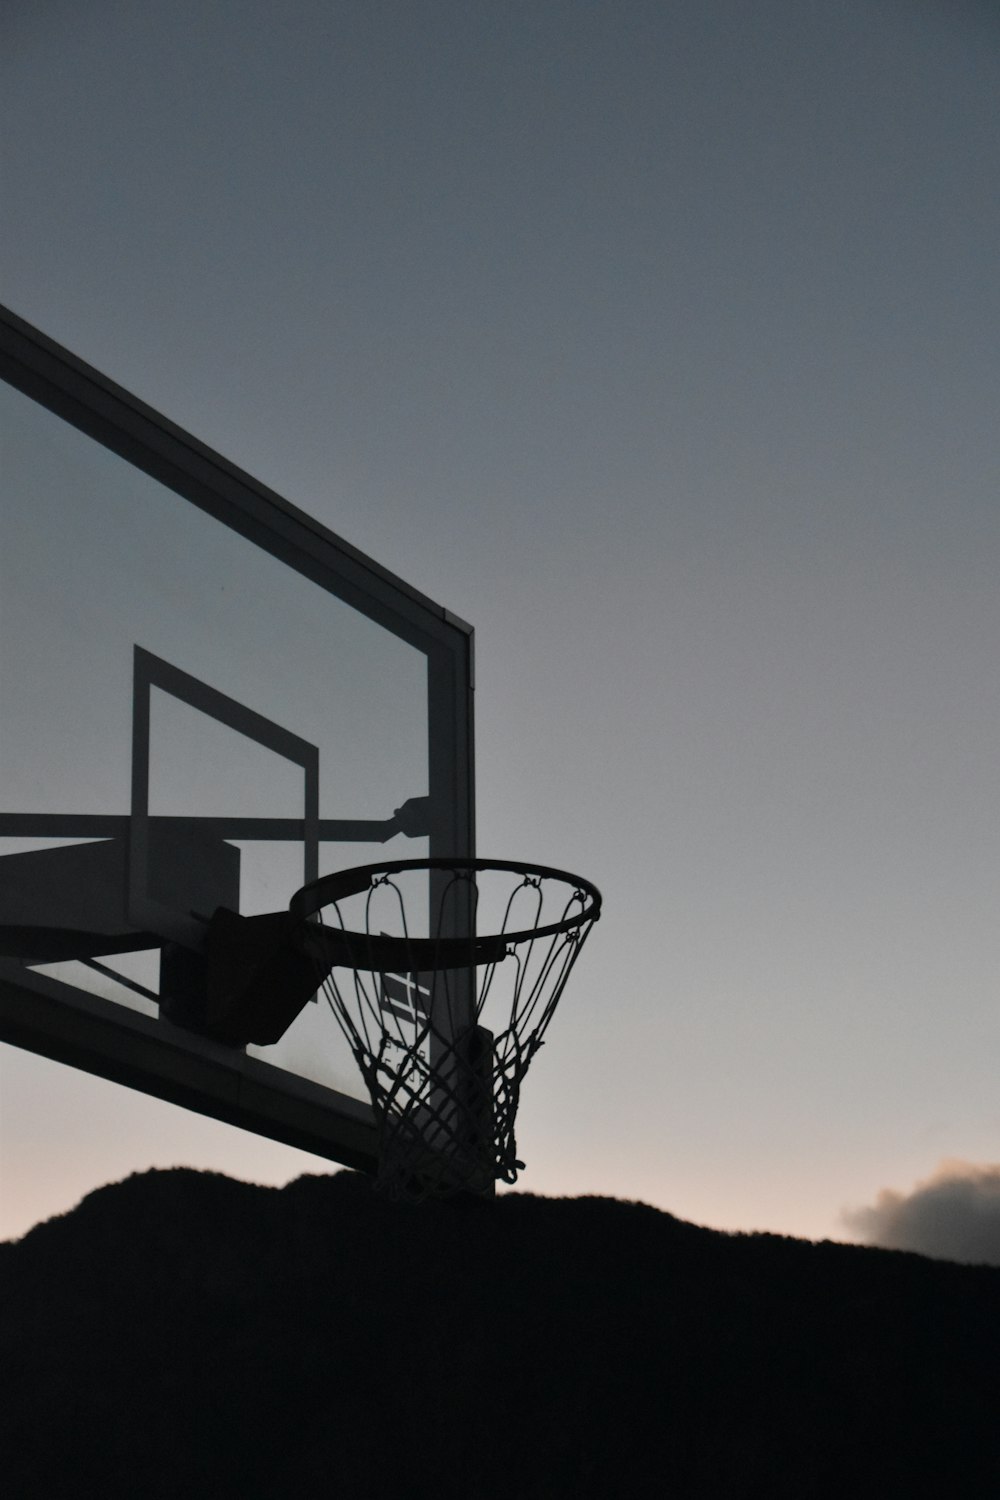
[3,1168,999,1498]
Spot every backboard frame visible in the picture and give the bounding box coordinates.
[0,304,475,1171]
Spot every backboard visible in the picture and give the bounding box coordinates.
[0,305,474,1171]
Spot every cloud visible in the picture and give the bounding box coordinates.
[842,1160,1000,1266]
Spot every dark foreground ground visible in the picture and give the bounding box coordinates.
[2,1168,999,1498]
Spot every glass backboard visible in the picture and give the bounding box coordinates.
[0,305,474,1170]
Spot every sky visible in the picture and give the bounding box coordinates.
[2,0,1000,1251]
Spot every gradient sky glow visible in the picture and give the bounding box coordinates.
[2,0,999,1244]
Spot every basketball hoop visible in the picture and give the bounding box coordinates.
[290,858,601,1201]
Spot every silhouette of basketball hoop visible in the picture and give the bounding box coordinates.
[291,858,601,1201]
